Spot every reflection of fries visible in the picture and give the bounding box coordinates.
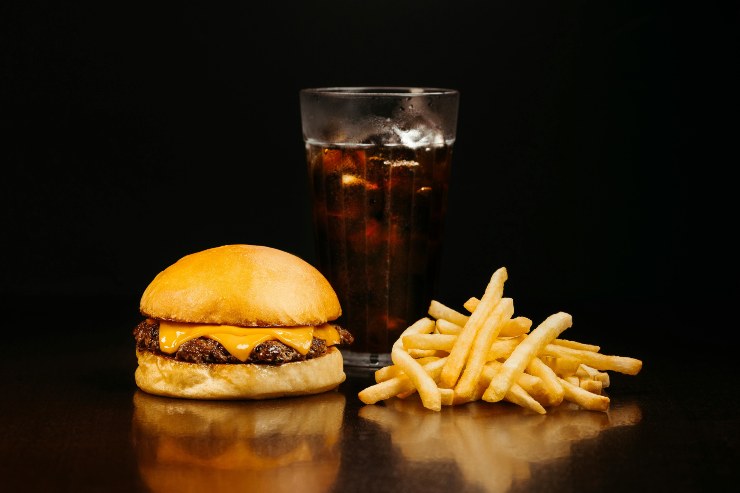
[357,266,643,413]
[359,395,642,493]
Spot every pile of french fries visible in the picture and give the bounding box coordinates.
[358,267,643,413]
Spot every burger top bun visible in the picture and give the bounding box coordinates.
[140,244,341,327]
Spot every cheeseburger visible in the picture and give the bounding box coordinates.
[132,244,354,399]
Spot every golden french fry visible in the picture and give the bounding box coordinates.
[478,363,545,414]
[358,357,447,405]
[486,335,526,361]
[482,360,546,404]
[428,300,469,327]
[440,267,508,388]
[455,297,515,400]
[407,348,447,358]
[559,377,610,412]
[463,296,479,313]
[577,363,598,377]
[526,356,565,407]
[544,355,581,376]
[565,375,580,386]
[392,346,441,411]
[359,373,415,404]
[483,312,573,402]
[464,296,531,337]
[435,318,463,335]
[552,339,600,352]
[504,383,547,415]
[541,344,643,375]
[579,378,603,395]
[402,333,457,351]
[375,356,440,383]
[501,316,533,337]
[389,317,440,410]
[575,363,609,387]
[396,388,416,399]
[439,388,455,406]
[375,365,401,383]
[452,362,545,414]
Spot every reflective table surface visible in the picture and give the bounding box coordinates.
[1,295,737,492]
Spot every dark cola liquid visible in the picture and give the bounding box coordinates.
[307,143,453,355]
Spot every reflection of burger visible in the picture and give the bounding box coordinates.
[132,390,345,493]
[133,244,354,399]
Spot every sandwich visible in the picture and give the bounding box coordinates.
[132,244,354,399]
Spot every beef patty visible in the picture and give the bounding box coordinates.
[133,319,354,365]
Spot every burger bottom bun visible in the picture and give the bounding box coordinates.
[134,347,346,400]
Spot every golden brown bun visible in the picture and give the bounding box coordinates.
[140,244,341,327]
[134,347,346,400]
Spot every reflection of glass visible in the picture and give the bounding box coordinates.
[132,391,345,493]
[359,399,641,493]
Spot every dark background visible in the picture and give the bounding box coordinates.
[2,1,737,345]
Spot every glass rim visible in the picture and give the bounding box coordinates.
[300,86,459,97]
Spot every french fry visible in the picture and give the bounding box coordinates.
[486,335,526,361]
[358,357,447,405]
[439,388,456,406]
[479,363,545,414]
[575,363,610,388]
[436,318,463,335]
[374,365,402,383]
[402,333,457,351]
[483,312,573,403]
[553,339,600,352]
[440,267,508,388]
[465,296,532,337]
[501,317,533,337]
[540,344,643,375]
[428,300,469,327]
[391,318,441,411]
[359,373,415,404]
[504,383,547,415]
[374,356,440,383]
[455,297,515,400]
[579,378,603,395]
[407,348,446,358]
[525,356,565,407]
[483,360,546,404]
[544,355,581,376]
[455,362,546,414]
[565,375,580,387]
[463,297,479,313]
[559,377,610,412]
[392,345,441,411]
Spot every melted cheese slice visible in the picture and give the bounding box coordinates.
[158,320,340,362]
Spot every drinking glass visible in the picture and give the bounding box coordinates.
[300,87,460,373]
